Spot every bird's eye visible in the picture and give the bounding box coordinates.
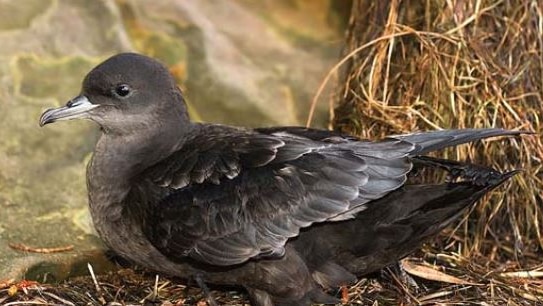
[113,84,132,98]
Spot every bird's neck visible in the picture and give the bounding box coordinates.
[86,111,192,265]
[87,104,192,221]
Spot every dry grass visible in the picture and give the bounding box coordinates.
[309,0,543,303]
[0,267,248,306]
[2,259,541,305]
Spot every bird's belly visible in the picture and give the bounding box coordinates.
[89,201,198,278]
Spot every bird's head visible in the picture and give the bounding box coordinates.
[39,53,188,135]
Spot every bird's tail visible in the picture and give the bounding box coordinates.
[346,159,519,275]
[389,128,526,155]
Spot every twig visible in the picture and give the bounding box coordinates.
[8,243,73,254]
[87,263,106,304]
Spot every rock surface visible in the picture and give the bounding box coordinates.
[0,0,348,281]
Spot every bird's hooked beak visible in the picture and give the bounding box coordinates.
[39,95,99,126]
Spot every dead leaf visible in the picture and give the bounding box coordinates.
[401,258,478,285]
[8,285,18,296]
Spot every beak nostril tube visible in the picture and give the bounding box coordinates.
[38,95,97,126]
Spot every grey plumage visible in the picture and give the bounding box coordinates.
[39,53,527,306]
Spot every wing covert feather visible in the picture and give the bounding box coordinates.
[143,126,415,266]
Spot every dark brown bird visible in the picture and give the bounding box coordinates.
[39,53,524,306]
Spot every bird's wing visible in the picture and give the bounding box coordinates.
[142,125,415,266]
[145,125,286,189]
[142,127,522,266]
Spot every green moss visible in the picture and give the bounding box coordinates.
[138,33,187,67]
[15,55,96,100]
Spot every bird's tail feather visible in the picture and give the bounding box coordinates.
[390,128,526,156]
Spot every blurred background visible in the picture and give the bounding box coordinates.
[1,0,542,305]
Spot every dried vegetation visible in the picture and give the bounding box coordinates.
[316,0,543,304]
